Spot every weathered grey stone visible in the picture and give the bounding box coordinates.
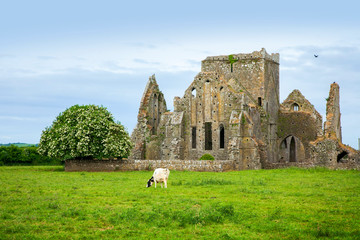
[124,49,360,171]
[65,159,239,172]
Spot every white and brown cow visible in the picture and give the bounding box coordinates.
[146,168,170,188]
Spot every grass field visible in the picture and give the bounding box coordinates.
[0,166,359,239]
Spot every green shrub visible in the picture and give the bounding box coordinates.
[199,153,215,160]
[0,145,61,165]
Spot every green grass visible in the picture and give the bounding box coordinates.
[0,166,359,239]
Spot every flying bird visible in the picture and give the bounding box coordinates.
[314,54,319,58]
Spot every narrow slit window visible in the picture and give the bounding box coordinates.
[192,127,196,149]
[152,94,158,135]
[219,124,225,149]
[258,97,262,107]
[205,122,212,150]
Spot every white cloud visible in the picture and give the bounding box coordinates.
[0,116,39,121]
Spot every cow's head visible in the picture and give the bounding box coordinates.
[146,176,154,188]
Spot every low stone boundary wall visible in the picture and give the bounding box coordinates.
[262,161,360,170]
[262,162,316,169]
[65,159,237,172]
[65,159,360,172]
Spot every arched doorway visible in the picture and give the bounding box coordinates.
[279,135,304,163]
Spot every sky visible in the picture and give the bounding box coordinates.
[1,0,360,149]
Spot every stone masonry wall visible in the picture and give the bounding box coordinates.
[65,159,239,172]
[130,74,167,160]
[324,82,342,141]
[128,50,360,171]
[65,158,360,171]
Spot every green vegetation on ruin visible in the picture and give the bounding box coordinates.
[0,166,359,239]
[199,153,215,160]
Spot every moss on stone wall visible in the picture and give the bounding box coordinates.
[278,111,318,143]
[278,111,319,160]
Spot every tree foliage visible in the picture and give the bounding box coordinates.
[38,105,133,160]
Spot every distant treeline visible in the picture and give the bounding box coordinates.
[0,143,39,147]
[0,145,62,166]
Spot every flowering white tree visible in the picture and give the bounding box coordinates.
[38,105,133,160]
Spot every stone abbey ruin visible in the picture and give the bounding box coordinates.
[129,48,360,170]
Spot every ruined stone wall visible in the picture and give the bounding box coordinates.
[201,49,280,164]
[277,111,319,161]
[128,50,360,170]
[173,71,249,161]
[262,57,280,163]
[227,109,262,169]
[277,88,325,165]
[309,138,360,169]
[168,49,279,165]
[281,89,323,137]
[130,75,167,160]
[307,82,360,169]
[324,83,342,140]
[201,49,279,109]
[159,112,185,160]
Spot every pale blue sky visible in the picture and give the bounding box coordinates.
[1,0,359,148]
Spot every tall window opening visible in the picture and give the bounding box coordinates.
[152,94,158,135]
[289,137,296,162]
[192,127,196,149]
[219,124,225,149]
[258,97,262,106]
[205,122,212,150]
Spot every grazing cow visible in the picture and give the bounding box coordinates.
[146,168,170,188]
